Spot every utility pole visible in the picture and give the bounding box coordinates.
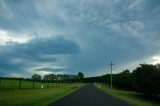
[109,61,114,88]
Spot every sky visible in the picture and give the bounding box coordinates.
[0,0,160,78]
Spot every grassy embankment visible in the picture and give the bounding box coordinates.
[95,83,160,106]
[0,79,82,106]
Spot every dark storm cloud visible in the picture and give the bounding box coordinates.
[0,0,160,77]
[0,36,80,76]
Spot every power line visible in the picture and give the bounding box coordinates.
[109,61,114,88]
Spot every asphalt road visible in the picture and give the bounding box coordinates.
[48,84,131,106]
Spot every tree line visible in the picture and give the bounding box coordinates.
[0,72,84,89]
[31,72,84,83]
[84,64,160,98]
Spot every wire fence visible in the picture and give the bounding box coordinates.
[0,79,78,90]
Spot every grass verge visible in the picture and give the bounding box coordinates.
[95,83,160,106]
[0,84,80,106]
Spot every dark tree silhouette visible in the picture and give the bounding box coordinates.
[77,72,84,79]
[113,69,134,90]
[31,74,41,81]
[133,64,160,97]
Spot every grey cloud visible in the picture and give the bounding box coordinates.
[0,0,38,31]
[35,67,70,73]
[0,36,80,76]
[1,0,160,77]
[3,36,80,56]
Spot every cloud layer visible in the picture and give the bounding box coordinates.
[0,0,160,77]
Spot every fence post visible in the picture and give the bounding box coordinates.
[19,80,22,89]
[0,78,1,88]
[33,80,35,89]
[41,82,44,89]
[47,82,49,88]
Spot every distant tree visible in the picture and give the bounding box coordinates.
[122,69,130,73]
[77,72,84,79]
[31,74,41,81]
[43,75,50,81]
[113,69,134,90]
[133,64,160,97]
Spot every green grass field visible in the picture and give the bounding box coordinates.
[95,83,160,106]
[0,79,71,90]
[0,79,81,106]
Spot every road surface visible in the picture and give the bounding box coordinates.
[48,84,130,106]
